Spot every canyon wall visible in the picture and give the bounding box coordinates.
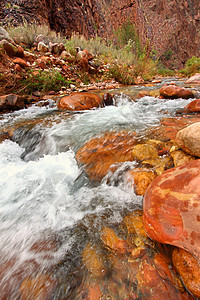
[1,0,200,67]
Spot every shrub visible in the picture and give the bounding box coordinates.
[21,70,70,93]
[180,56,200,76]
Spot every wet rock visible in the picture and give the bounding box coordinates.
[101,227,128,254]
[19,274,56,300]
[143,159,200,261]
[176,122,200,157]
[88,284,101,300]
[58,92,103,111]
[0,94,24,111]
[76,130,137,181]
[82,243,105,278]
[172,247,200,298]
[37,42,48,53]
[13,58,29,69]
[170,149,195,167]
[0,39,18,56]
[132,143,159,161]
[185,73,200,84]
[159,84,194,99]
[184,99,200,112]
[125,168,156,196]
[103,93,114,106]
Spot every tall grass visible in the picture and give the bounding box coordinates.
[180,56,200,76]
[6,20,64,48]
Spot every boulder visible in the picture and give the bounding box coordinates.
[185,73,200,84]
[0,94,25,111]
[76,130,137,181]
[57,92,103,111]
[159,84,194,99]
[13,58,29,69]
[176,122,200,157]
[0,27,13,43]
[37,42,48,53]
[0,40,18,56]
[103,93,114,106]
[143,159,200,261]
[172,248,200,298]
[16,45,24,58]
[184,99,200,112]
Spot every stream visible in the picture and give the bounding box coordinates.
[0,78,199,299]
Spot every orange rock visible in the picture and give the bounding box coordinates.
[184,99,200,112]
[125,168,156,196]
[76,130,137,181]
[13,58,29,68]
[0,94,24,111]
[36,58,46,69]
[143,159,200,261]
[57,92,103,111]
[101,227,128,254]
[159,84,194,99]
[19,274,55,300]
[172,248,200,298]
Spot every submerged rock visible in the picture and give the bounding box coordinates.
[143,159,200,261]
[176,122,200,157]
[76,130,137,181]
[57,92,103,111]
[101,227,128,254]
[159,84,194,99]
[19,274,56,300]
[125,168,156,196]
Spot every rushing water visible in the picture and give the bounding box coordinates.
[0,83,197,299]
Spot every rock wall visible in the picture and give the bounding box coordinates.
[1,0,199,67]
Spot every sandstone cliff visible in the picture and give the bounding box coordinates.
[1,0,199,67]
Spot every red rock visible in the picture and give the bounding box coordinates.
[83,49,94,61]
[13,58,29,68]
[88,284,101,300]
[57,92,103,111]
[36,58,46,69]
[184,99,200,112]
[172,247,200,298]
[76,130,137,181]
[159,84,194,99]
[143,159,200,261]
[0,94,24,111]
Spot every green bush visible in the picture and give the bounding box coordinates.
[180,56,200,76]
[21,70,70,93]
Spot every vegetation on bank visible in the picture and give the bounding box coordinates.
[1,21,199,94]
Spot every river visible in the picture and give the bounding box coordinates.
[0,78,198,299]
